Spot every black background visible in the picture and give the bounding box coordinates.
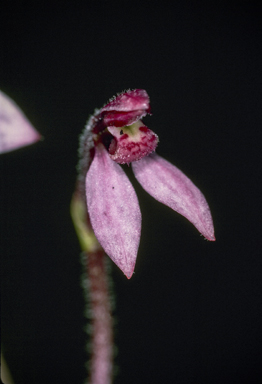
[1,2,262,383]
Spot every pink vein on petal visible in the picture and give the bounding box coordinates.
[0,91,41,154]
[85,144,142,278]
[132,153,215,241]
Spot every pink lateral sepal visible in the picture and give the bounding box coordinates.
[85,143,142,278]
[132,153,215,241]
[0,90,41,154]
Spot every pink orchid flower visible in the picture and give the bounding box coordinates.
[78,89,215,279]
[0,90,41,154]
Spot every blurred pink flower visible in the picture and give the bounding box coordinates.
[0,90,41,154]
[78,89,215,278]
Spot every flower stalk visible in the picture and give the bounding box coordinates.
[85,250,113,384]
[71,194,114,384]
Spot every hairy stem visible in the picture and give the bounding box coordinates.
[71,194,114,384]
[85,251,113,384]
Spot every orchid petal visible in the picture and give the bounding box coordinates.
[0,90,41,154]
[102,89,150,114]
[101,89,150,127]
[86,144,141,278]
[132,153,215,241]
[103,110,148,128]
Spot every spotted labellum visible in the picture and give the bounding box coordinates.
[77,89,215,278]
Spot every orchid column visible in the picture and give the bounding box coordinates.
[71,89,215,384]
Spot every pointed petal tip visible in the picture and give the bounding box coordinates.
[207,233,216,242]
[194,218,216,242]
[0,90,42,154]
[123,267,135,279]
[201,230,215,241]
[0,126,42,154]
[200,216,216,241]
[111,256,136,279]
[110,249,136,279]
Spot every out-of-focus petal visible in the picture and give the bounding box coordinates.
[0,91,41,154]
[86,144,141,278]
[132,153,215,241]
